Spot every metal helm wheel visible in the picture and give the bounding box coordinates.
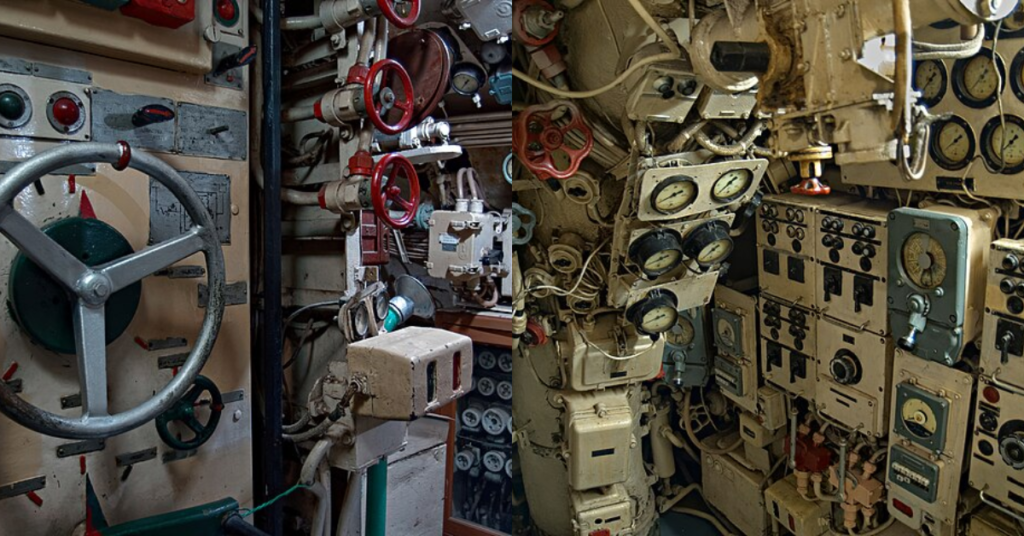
[371,153,420,229]
[155,375,224,451]
[364,59,416,135]
[0,142,226,439]
[377,0,420,29]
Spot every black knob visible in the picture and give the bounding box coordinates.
[1002,278,1017,294]
[862,226,875,239]
[832,237,845,250]
[830,349,862,385]
[852,222,863,235]
[710,41,772,73]
[1004,254,1020,271]
[822,235,834,247]
[831,219,844,232]
[852,242,864,255]
[863,244,876,258]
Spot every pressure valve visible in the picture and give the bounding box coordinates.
[513,100,593,181]
[315,59,415,135]
[318,151,420,229]
[318,0,420,33]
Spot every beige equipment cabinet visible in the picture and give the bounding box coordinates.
[981,238,1024,388]
[763,474,830,536]
[759,295,817,399]
[712,285,761,414]
[969,376,1024,521]
[701,431,769,536]
[0,1,252,532]
[815,316,894,438]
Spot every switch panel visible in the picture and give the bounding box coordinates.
[969,377,1024,519]
[0,67,91,141]
[713,286,760,413]
[764,475,831,536]
[815,316,893,437]
[760,297,817,398]
[662,308,710,388]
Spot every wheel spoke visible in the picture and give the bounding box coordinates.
[184,415,206,435]
[74,301,108,418]
[0,205,88,291]
[99,227,205,293]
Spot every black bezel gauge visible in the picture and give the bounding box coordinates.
[625,289,679,337]
[649,175,698,215]
[451,62,487,96]
[980,114,1024,174]
[988,3,1024,38]
[951,48,1006,109]
[711,168,753,203]
[682,220,734,269]
[628,228,685,279]
[913,60,947,108]
[1010,48,1024,104]
[928,115,975,171]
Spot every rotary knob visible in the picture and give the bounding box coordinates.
[830,349,862,386]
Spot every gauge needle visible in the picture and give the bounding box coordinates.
[924,72,938,89]
[970,69,990,91]
[945,134,963,149]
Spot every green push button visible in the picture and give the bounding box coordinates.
[0,91,25,121]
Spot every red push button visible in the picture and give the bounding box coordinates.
[217,0,236,21]
[51,97,81,127]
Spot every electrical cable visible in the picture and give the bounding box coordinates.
[682,391,743,455]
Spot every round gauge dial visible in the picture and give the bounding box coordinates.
[711,168,753,202]
[901,232,947,290]
[716,318,736,346]
[666,316,695,346]
[451,62,487,96]
[352,304,371,338]
[1001,4,1024,34]
[928,116,975,170]
[628,228,684,279]
[981,115,1024,174]
[374,293,389,321]
[1011,49,1024,104]
[952,49,1005,108]
[914,60,947,107]
[900,397,938,439]
[650,175,698,215]
[682,220,734,269]
[626,289,679,337]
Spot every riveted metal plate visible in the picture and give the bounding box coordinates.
[174,103,247,160]
[0,476,45,501]
[90,89,176,152]
[198,281,247,307]
[205,43,245,90]
[56,439,105,458]
[149,171,231,244]
[0,57,32,76]
[116,447,157,467]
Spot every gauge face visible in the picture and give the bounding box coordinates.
[374,293,389,321]
[914,60,947,107]
[1011,49,1024,103]
[625,289,679,337]
[641,304,678,334]
[451,63,486,96]
[628,228,685,279]
[900,397,938,439]
[697,238,733,265]
[928,116,974,170]
[952,50,1005,108]
[1002,3,1024,33]
[901,232,947,290]
[716,318,736,346]
[666,317,695,346]
[353,305,370,337]
[711,169,753,202]
[650,175,697,214]
[682,220,734,269]
[981,115,1024,174]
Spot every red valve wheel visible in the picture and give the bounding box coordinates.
[372,153,420,229]
[513,100,593,181]
[377,0,420,29]
[364,59,416,135]
[513,0,561,47]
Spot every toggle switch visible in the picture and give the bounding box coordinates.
[131,104,176,128]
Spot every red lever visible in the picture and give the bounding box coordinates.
[377,0,420,29]
[513,100,593,181]
[364,59,415,135]
[371,153,420,229]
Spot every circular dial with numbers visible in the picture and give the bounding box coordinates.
[914,60,947,107]
[628,229,684,279]
[666,316,695,346]
[928,116,975,170]
[900,396,939,439]
[952,49,1005,108]
[981,115,1024,173]
[711,168,753,202]
[901,232,948,290]
[650,175,698,215]
[682,220,734,269]
[626,289,679,336]
[451,62,487,96]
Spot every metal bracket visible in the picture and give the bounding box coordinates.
[56,439,105,458]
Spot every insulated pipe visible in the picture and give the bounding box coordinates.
[837,439,848,501]
[366,457,389,536]
[651,409,677,480]
[789,406,798,469]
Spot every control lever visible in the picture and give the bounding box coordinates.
[131,104,175,128]
[672,350,687,386]
[1000,330,1016,364]
[212,45,257,77]
[898,294,930,352]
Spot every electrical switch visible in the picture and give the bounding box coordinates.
[120,0,196,29]
[0,91,25,121]
[214,0,240,26]
[47,93,86,134]
[131,104,176,128]
[213,45,257,77]
[51,98,80,127]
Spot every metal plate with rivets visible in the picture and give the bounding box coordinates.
[149,171,231,244]
[90,89,176,151]
[174,103,247,160]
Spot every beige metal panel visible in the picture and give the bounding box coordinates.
[0,0,219,74]
[760,296,817,398]
[713,285,760,413]
[702,431,768,536]
[968,377,1024,519]
[763,474,830,536]
[981,239,1024,388]
[561,389,633,490]
[561,315,663,392]
[815,316,894,438]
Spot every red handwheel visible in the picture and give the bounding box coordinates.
[364,59,416,135]
[513,100,593,181]
[377,0,420,29]
[372,153,420,229]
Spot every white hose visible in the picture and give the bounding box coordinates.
[913,30,984,60]
[282,15,323,31]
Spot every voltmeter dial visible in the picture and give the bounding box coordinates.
[626,289,679,336]
[711,168,753,202]
[666,316,695,346]
[900,396,939,439]
[451,62,486,96]
[650,175,697,215]
[628,228,684,279]
[952,49,1005,108]
[929,116,974,170]
[901,232,947,290]
[981,115,1024,174]
[682,220,734,269]
[914,60,947,107]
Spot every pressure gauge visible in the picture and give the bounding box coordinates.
[901,232,947,290]
[650,175,698,215]
[981,114,1024,174]
[1011,49,1024,103]
[451,62,487,96]
[913,60,947,107]
[900,396,939,440]
[711,168,753,203]
[626,289,679,337]
[628,228,684,279]
[999,3,1024,35]
[373,293,389,321]
[928,116,974,171]
[682,220,734,269]
[352,304,371,338]
[952,49,1005,109]
[665,316,695,346]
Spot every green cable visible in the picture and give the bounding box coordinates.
[239,482,308,518]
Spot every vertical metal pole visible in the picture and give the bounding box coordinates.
[366,457,389,536]
[257,0,284,533]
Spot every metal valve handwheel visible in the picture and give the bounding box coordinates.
[371,153,420,229]
[364,59,416,135]
[0,142,226,439]
[377,0,420,29]
[155,375,224,451]
[513,100,593,181]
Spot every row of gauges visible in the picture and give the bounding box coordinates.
[928,113,1024,173]
[627,221,734,279]
[913,49,1024,109]
[649,168,753,215]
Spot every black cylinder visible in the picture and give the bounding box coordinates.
[710,41,771,73]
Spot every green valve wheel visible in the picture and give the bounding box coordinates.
[155,375,224,451]
[8,217,141,355]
